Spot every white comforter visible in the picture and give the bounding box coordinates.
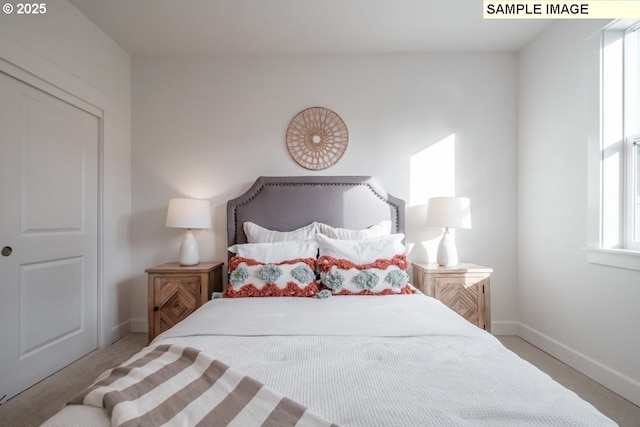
[157,295,616,426]
[44,294,616,426]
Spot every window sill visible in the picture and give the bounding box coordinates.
[586,247,640,271]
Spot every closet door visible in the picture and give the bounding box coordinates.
[0,71,99,402]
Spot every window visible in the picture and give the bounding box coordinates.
[589,21,640,269]
[624,27,640,249]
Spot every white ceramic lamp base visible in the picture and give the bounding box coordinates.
[436,228,458,267]
[178,229,200,266]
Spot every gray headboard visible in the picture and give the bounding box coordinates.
[227,176,405,249]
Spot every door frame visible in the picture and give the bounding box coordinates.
[0,58,106,348]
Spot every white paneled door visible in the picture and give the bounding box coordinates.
[0,71,99,402]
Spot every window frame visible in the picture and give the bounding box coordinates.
[623,24,640,250]
[587,20,640,270]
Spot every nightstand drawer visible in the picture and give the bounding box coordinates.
[146,262,223,342]
[152,275,201,337]
[413,263,492,332]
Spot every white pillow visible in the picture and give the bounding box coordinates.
[316,220,392,240]
[244,222,318,243]
[228,239,319,263]
[316,233,405,264]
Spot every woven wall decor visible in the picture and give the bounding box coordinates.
[286,107,349,170]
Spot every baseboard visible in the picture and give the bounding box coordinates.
[98,320,131,349]
[491,320,518,336]
[110,320,131,342]
[517,322,640,406]
[130,318,148,334]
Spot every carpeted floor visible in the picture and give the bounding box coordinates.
[0,333,148,427]
[0,334,638,427]
[498,336,640,427]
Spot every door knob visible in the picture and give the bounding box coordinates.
[1,246,12,257]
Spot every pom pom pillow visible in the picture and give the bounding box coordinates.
[224,257,319,298]
[318,254,415,296]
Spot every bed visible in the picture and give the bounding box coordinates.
[42,176,616,426]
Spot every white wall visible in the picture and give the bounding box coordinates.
[518,20,640,405]
[0,0,133,347]
[130,54,518,334]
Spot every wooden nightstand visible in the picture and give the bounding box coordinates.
[146,262,224,342]
[413,263,493,332]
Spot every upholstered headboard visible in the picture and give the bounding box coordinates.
[227,176,405,249]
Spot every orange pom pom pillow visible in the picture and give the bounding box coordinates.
[317,255,416,296]
[223,257,319,298]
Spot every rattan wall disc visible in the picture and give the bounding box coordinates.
[286,107,349,170]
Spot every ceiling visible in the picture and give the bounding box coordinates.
[68,0,553,56]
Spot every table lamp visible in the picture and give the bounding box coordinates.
[165,198,212,266]
[425,197,471,267]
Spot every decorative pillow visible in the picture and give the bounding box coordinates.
[223,257,319,298]
[228,239,319,264]
[317,255,416,295]
[316,220,392,240]
[316,233,405,265]
[244,222,318,243]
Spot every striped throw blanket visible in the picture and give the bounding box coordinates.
[70,344,338,427]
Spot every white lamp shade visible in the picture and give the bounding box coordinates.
[425,197,471,229]
[165,198,212,229]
